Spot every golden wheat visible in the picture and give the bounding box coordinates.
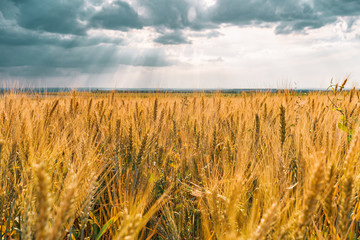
[0,86,359,239]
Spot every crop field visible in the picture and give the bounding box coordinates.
[1,84,360,239]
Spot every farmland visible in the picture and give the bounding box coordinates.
[1,86,360,239]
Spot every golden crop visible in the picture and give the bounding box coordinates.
[1,86,360,239]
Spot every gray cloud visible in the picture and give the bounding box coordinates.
[0,43,173,77]
[90,1,143,30]
[10,0,87,35]
[315,0,360,16]
[0,0,18,20]
[210,0,279,24]
[154,31,191,45]
[0,66,78,78]
[0,1,170,78]
[0,25,123,48]
[209,0,360,34]
[138,0,212,30]
[1,0,360,80]
[208,0,323,33]
[2,0,360,36]
[189,30,223,39]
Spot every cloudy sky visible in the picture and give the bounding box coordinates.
[0,0,360,89]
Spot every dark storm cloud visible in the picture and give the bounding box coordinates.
[0,66,77,78]
[0,0,18,20]
[1,0,360,79]
[90,1,143,30]
[208,0,324,33]
[0,25,123,48]
[2,0,360,37]
[0,0,171,77]
[315,0,360,16]
[154,31,191,45]
[9,0,87,35]
[0,43,173,77]
[208,0,360,33]
[137,0,208,30]
[0,45,116,68]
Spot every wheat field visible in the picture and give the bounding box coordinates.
[1,84,360,239]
